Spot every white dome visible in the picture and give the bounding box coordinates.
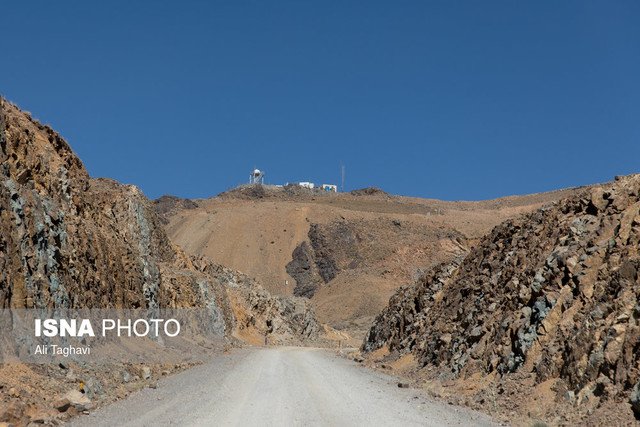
[253,169,261,175]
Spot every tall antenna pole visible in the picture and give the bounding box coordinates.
[341,164,345,193]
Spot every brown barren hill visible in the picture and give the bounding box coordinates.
[158,183,585,339]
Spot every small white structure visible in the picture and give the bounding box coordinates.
[250,168,264,184]
[321,184,337,192]
[299,182,314,189]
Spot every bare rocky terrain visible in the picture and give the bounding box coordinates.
[3,96,638,426]
[0,99,321,426]
[159,183,586,340]
[361,174,640,425]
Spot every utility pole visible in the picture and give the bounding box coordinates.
[341,164,345,193]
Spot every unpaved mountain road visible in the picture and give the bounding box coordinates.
[69,347,499,427]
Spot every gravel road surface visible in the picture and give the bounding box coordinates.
[68,347,499,427]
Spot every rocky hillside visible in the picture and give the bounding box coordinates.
[0,98,187,311]
[362,174,640,425]
[286,219,465,299]
[190,255,319,345]
[0,97,318,340]
[160,182,586,341]
[0,98,319,425]
[153,195,199,225]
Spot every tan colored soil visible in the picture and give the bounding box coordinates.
[163,186,585,339]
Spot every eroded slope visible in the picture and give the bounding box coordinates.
[363,173,640,425]
[161,183,586,339]
[0,98,319,425]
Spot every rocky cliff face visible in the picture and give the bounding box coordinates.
[0,97,321,425]
[0,99,177,310]
[286,219,465,299]
[153,195,198,225]
[286,223,341,298]
[363,174,640,424]
[0,97,318,341]
[191,255,319,344]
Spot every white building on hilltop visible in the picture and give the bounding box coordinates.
[250,169,264,184]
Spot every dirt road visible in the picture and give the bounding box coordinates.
[69,347,498,427]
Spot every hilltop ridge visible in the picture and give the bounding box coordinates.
[157,181,589,339]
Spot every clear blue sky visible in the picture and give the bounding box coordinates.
[2,1,639,200]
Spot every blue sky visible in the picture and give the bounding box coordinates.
[2,1,639,200]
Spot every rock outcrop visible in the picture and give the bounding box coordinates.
[0,97,320,424]
[348,187,391,198]
[286,223,341,298]
[363,174,640,424]
[191,255,319,343]
[0,97,318,340]
[287,219,465,299]
[217,183,338,201]
[153,195,198,225]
